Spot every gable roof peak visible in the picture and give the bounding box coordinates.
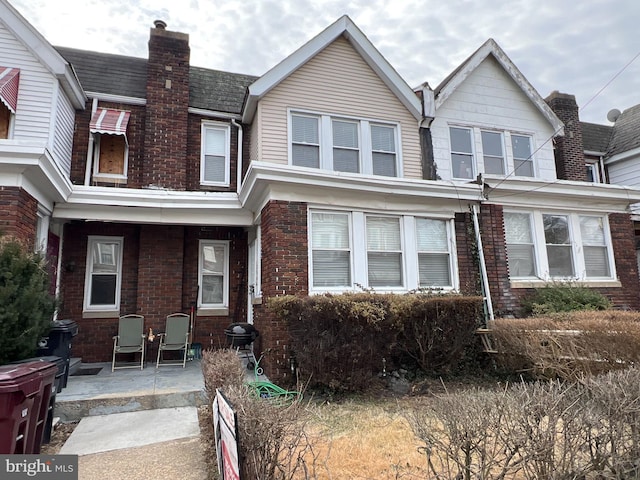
[242,15,421,123]
[434,37,563,134]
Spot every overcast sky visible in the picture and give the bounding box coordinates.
[10,0,640,124]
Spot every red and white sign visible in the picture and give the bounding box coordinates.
[213,389,241,480]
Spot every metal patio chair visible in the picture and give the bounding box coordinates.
[112,314,146,371]
[156,313,190,368]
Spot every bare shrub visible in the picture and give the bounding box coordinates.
[492,311,640,381]
[201,348,246,400]
[222,385,326,480]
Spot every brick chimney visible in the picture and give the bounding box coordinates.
[545,91,587,181]
[143,20,190,189]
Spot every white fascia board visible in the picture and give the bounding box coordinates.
[188,107,241,120]
[240,161,482,212]
[605,146,640,166]
[0,141,73,203]
[484,177,640,213]
[242,15,421,123]
[87,92,146,106]
[0,1,86,109]
[435,39,563,134]
[53,203,253,226]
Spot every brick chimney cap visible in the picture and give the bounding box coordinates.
[154,20,167,29]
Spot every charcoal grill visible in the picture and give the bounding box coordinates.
[224,322,259,369]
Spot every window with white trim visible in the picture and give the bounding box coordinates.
[450,127,474,179]
[201,123,230,185]
[0,102,13,139]
[84,236,123,311]
[586,161,603,183]
[416,218,452,287]
[481,130,505,175]
[309,210,457,292]
[504,211,614,280]
[199,240,229,308]
[310,212,352,288]
[89,108,131,181]
[290,111,400,177]
[512,134,534,177]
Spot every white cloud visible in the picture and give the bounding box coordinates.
[8,0,640,123]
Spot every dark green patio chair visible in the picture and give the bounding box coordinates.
[156,313,190,368]
[112,314,146,371]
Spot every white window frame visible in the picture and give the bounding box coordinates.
[288,109,401,177]
[248,226,262,299]
[200,122,231,186]
[480,130,506,175]
[586,161,601,183]
[504,210,616,282]
[365,215,405,289]
[91,133,129,181]
[449,126,475,180]
[511,133,535,177]
[308,209,458,293]
[198,240,230,309]
[83,236,124,313]
[415,217,455,288]
[309,211,353,290]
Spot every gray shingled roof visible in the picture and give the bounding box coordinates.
[607,104,640,158]
[581,122,613,154]
[54,47,258,114]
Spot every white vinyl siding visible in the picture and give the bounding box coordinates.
[83,236,124,312]
[309,209,458,293]
[504,210,615,281]
[256,37,421,178]
[52,88,75,176]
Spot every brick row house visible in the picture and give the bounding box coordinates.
[3,0,640,379]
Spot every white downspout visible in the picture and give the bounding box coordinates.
[231,119,243,194]
[472,204,495,322]
[83,98,98,185]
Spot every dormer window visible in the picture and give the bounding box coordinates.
[0,67,20,139]
[200,122,231,186]
[89,108,131,182]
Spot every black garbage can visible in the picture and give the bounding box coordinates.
[36,319,78,389]
[10,356,65,446]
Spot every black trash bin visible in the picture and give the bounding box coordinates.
[36,319,78,389]
[11,356,65,446]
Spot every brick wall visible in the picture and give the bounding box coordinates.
[605,213,640,310]
[454,211,478,295]
[0,186,37,246]
[545,91,587,182]
[143,24,190,189]
[253,200,308,382]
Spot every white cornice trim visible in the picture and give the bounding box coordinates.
[484,177,640,213]
[240,161,482,213]
[242,15,421,123]
[435,39,563,134]
[86,92,146,106]
[584,150,605,157]
[53,186,253,225]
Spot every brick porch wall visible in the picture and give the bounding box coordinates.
[0,186,38,247]
[253,200,308,383]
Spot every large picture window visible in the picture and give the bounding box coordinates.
[504,210,614,281]
[199,240,229,308]
[309,210,456,292]
[84,236,123,312]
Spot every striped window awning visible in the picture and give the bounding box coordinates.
[89,108,131,136]
[0,67,20,113]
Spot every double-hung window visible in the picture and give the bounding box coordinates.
[481,131,505,175]
[504,211,614,281]
[416,218,452,287]
[504,212,537,277]
[310,212,352,288]
[292,114,320,168]
[290,111,399,177]
[512,134,534,177]
[84,236,123,312]
[450,127,474,179]
[366,216,403,287]
[89,108,131,181]
[201,123,230,185]
[199,240,229,308]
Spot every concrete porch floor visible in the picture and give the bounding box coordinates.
[56,358,207,422]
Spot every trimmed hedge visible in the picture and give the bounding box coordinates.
[269,293,483,392]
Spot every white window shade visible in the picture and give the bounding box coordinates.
[312,213,349,249]
[311,212,351,288]
[504,212,536,278]
[580,216,610,277]
[201,124,229,185]
[367,217,401,250]
[416,218,451,287]
[367,217,402,287]
[292,115,319,144]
